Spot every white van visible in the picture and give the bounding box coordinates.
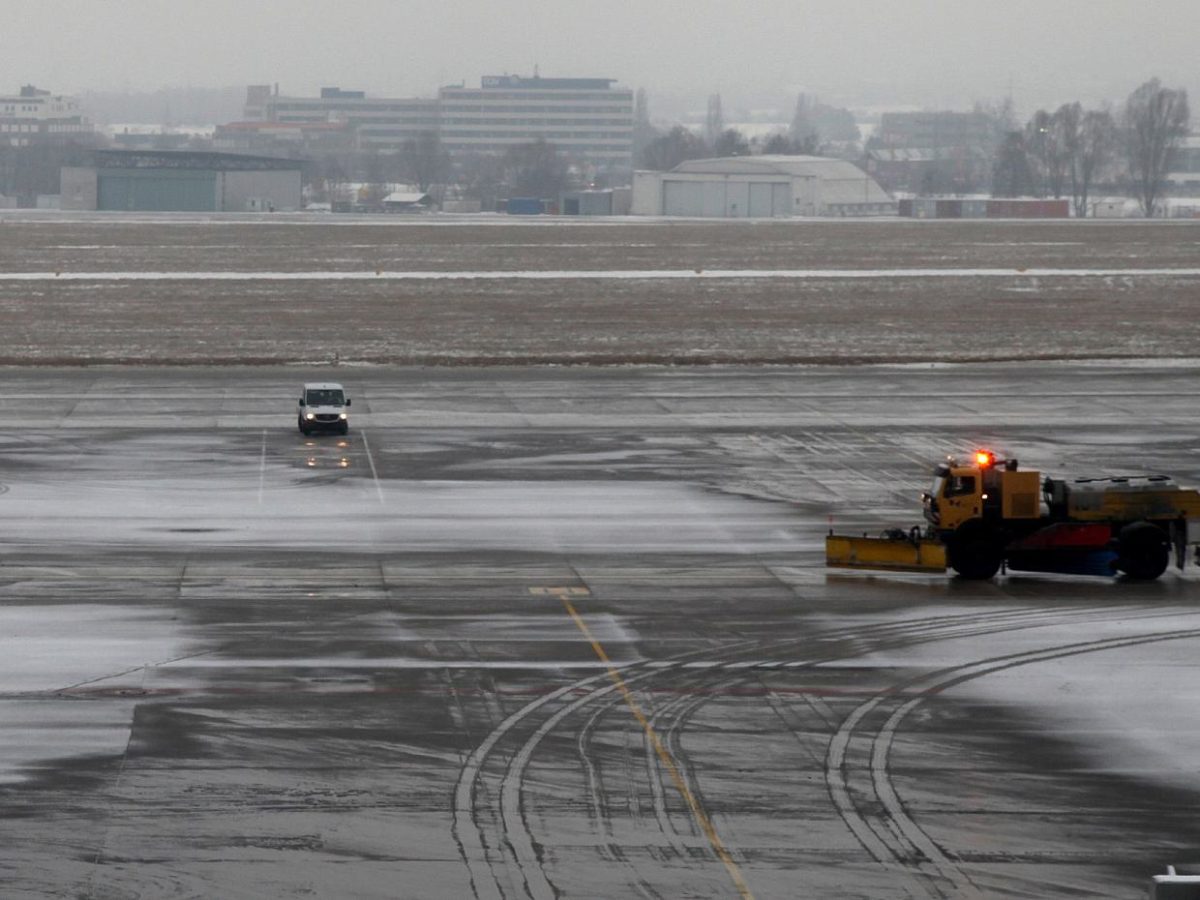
[298,382,351,435]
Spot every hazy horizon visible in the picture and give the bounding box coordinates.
[7,0,1199,122]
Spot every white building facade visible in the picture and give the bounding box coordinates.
[243,85,439,152]
[0,85,93,147]
[438,76,633,168]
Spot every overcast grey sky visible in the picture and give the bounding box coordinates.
[7,0,1198,117]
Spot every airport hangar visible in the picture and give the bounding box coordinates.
[631,154,895,217]
[60,149,303,212]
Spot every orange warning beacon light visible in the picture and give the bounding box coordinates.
[975,450,995,468]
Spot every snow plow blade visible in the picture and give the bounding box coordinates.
[826,534,948,574]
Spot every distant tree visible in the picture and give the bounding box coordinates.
[1054,101,1084,205]
[764,133,795,154]
[763,133,789,154]
[400,131,450,191]
[1075,109,1118,216]
[765,131,819,155]
[360,151,390,205]
[973,97,1019,169]
[640,125,708,170]
[790,93,819,148]
[704,94,724,147]
[317,154,350,206]
[502,138,569,197]
[632,88,657,165]
[713,128,751,158]
[1022,107,1075,199]
[1122,77,1190,217]
[1026,113,1050,196]
[456,151,505,206]
[992,131,1034,197]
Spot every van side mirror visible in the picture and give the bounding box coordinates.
[298,397,305,406]
[345,398,351,406]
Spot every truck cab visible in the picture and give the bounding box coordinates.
[298,382,351,436]
[923,451,1041,533]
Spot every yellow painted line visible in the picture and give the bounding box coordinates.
[557,593,756,900]
[528,586,590,596]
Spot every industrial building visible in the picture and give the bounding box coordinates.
[0,84,95,147]
[1166,135,1200,196]
[876,111,993,152]
[60,150,302,212]
[239,85,439,153]
[869,111,996,194]
[632,155,894,218]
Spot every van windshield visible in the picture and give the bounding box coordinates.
[306,389,344,407]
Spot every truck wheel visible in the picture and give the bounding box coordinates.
[948,524,1003,580]
[1116,523,1169,580]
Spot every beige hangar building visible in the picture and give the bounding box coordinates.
[632,155,895,218]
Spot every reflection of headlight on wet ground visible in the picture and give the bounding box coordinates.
[336,440,349,449]
[339,458,350,468]
[306,457,317,467]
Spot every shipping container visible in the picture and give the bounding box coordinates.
[911,198,938,219]
[935,199,963,218]
[986,198,1070,218]
[506,197,544,215]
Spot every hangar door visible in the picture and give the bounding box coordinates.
[663,180,704,217]
[748,182,791,217]
[97,170,218,211]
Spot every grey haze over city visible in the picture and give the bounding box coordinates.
[8,0,1200,117]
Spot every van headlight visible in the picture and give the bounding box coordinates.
[339,413,347,420]
[305,412,315,420]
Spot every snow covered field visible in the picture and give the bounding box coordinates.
[0,216,1197,365]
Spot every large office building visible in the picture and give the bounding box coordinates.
[876,111,993,151]
[0,84,95,147]
[438,75,633,167]
[223,76,634,169]
[241,85,439,152]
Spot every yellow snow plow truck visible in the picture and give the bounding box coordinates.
[826,450,1200,580]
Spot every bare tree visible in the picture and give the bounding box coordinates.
[360,151,390,206]
[1075,109,1118,217]
[399,131,449,192]
[1123,77,1190,217]
[704,94,724,148]
[992,131,1034,197]
[1024,110,1053,197]
[1026,108,1074,199]
[455,151,505,207]
[640,125,708,170]
[502,138,569,197]
[790,93,819,149]
[1054,102,1084,207]
[632,88,656,165]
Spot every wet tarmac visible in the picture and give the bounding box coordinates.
[1,362,1199,899]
